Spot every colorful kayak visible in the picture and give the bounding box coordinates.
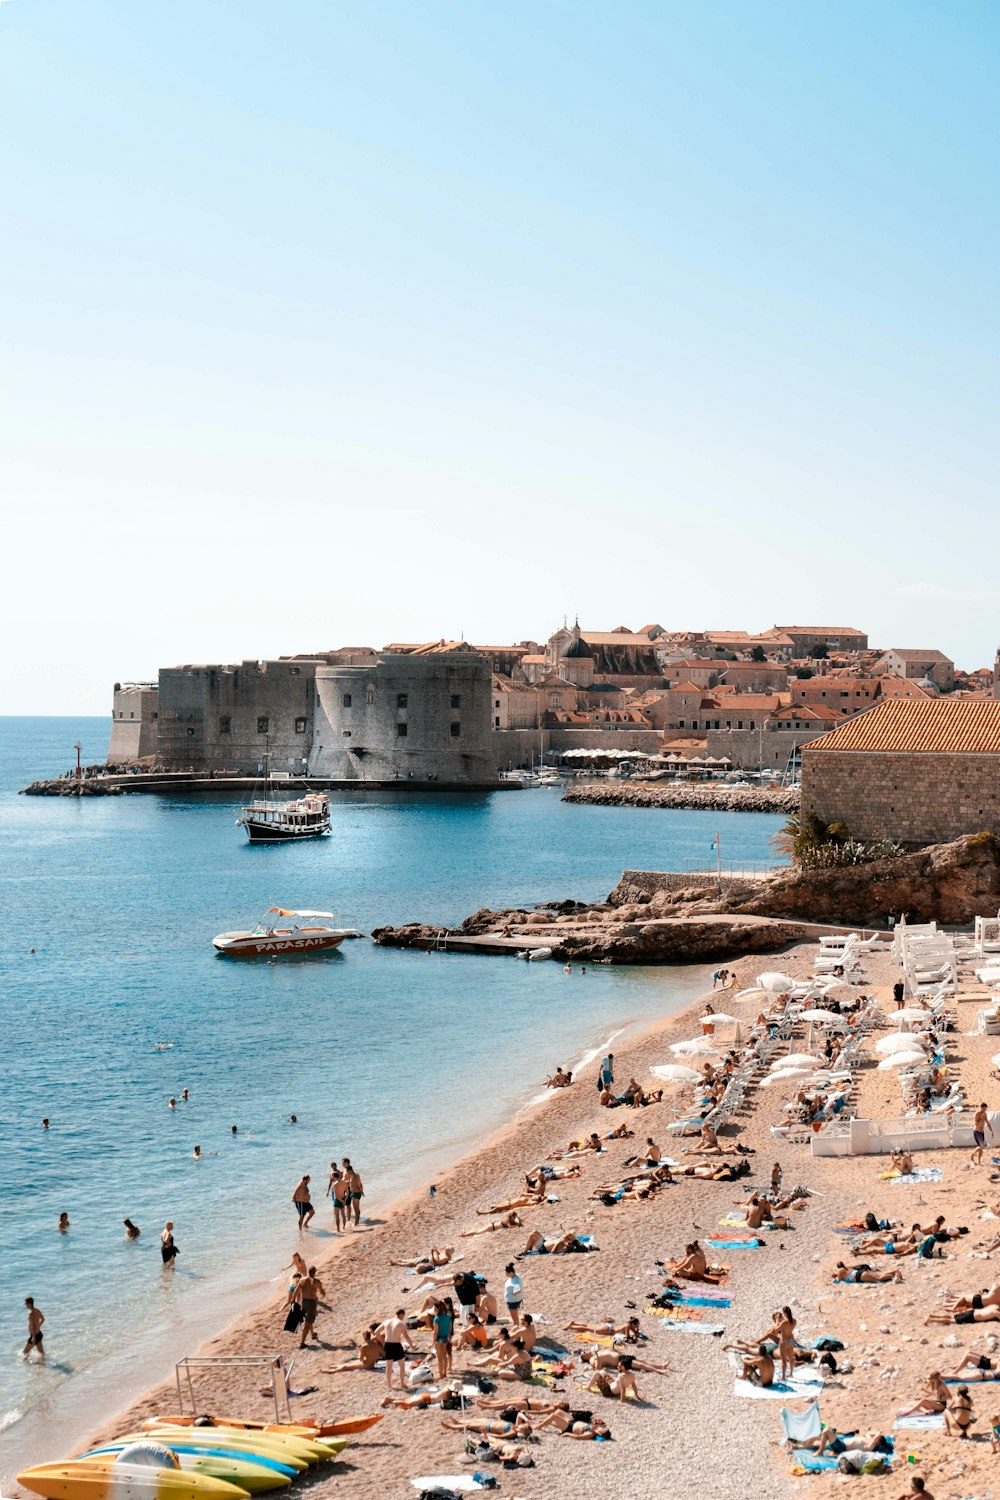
[78,1454,290,1493]
[93,1438,306,1472]
[141,1414,379,1440]
[140,1429,334,1465]
[83,1447,296,1482]
[138,1428,342,1464]
[17,1463,249,1500]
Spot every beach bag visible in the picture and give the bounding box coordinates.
[409,1362,433,1384]
[476,1375,495,1393]
[440,1393,462,1411]
[864,1212,879,1231]
[813,1336,844,1352]
[283,1304,303,1333]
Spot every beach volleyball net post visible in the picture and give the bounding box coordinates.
[175,1354,292,1422]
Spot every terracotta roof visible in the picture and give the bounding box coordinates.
[709,693,785,711]
[875,677,935,699]
[802,698,1000,755]
[882,648,952,663]
[666,681,707,694]
[774,625,867,636]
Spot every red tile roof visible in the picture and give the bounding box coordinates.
[802,698,1000,755]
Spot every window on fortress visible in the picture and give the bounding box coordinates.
[343,694,352,708]
[394,722,408,739]
[186,728,195,737]
[342,730,352,737]
[397,694,408,708]
[450,722,461,738]
[257,717,269,734]
[219,717,231,735]
[152,712,158,721]
[295,717,307,734]
[451,694,461,709]
[494,700,500,709]
[495,716,501,728]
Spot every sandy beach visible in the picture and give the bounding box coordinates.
[14,930,1000,1500]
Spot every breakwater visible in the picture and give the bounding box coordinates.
[563,780,799,813]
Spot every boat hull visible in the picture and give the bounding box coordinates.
[213,931,347,957]
[243,821,329,843]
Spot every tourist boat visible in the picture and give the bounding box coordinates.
[237,752,330,842]
[213,909,352,957]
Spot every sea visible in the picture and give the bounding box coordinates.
[0,716,784,1475]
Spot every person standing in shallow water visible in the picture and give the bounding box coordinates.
[342,1160,364,1226]
[161,1220,179,1265]
[327,1164,347,1233]
[22,1298,45,1362]
[293,1175,315,1229]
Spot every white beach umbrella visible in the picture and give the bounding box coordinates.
[670,1039,721,1057]
[758,971,797,992]
[759,1068,814,1086]
[732,986,770,1005]
[815,979,853,999]
[799,1009,848,1027]
[651,1064,703,1084]
[992,1052,1000,1070]
[769,1053,822,1070]
[894,1007,933,1022]
[877,1050,928,1071]
[703,1012,739,1026]
[875,1033,929,1056]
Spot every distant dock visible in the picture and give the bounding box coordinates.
[20,771,521,797]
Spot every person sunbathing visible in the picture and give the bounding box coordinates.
[926,1285,1000,1323]
[683,1124,723,1155]
[585,1349,669,1376]
[484,1339,533,1381]
[455,1313,491,1351]
[381,1384,465,1410]
[755,1306,797,1381]
[739,1345,774,1387]
[744,1194,769,1230]
[466,1439,533,1468]
[948,1349,998,1380]
[477,1188,546,1214]
[327,1326,385,1371]
[851,1227,921,1257]
[833,1261,902,1284]
[461,1211,523,1237]
[606,1123,634,1140]
[532,1408,611,1439]
[389,1245,455,1271]
[671,1242,708,1279]
[682,1159,747,1181]
[528,1163,583,1185]
[564,1316,641,1340]
[944,1385,975,1438]
[891,1149,915,1176]
[554,1133,603,1157]
[898,1372,949,1416]
[586,1360,641,1403]
[793,1427,892,1457]
[476,1394,568,1413]
[440,1413,534,1436]
[545,1068,572,1088]
[520,1230,594,1256]
[632,1138,662,1168]
[589,1179,656,1204]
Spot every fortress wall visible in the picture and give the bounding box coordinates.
[157,661,318,772]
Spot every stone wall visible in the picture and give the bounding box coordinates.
[157,661,318,773]
[545,726,664,754]
[707,727,819,770]
[107,684,159,763]
[801,750,1000,846]
[310,652,496,783]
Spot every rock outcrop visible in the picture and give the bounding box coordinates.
[563,782,798,814]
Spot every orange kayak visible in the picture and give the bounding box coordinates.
[143,1416,382,1441]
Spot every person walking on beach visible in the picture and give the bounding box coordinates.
[504,1263,523,1328]
[161,1221,179,1266]
[379,1309,415,1390]
[972,1105,994,1167]
[294,1265,325,1348]
[293,1175,315,1229]
[22,1298,44,1362]
[431,1299,453,1379]
[597,1053,614,1093]
[893,980,905,1009]
[342,1160,364,1226]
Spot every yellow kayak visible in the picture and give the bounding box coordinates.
[17,1462,248,1500]
[140,1428,341,1465]
[77,1455,289,1493]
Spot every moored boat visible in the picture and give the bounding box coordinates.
[237,750,330,843]
[213,909,352,957]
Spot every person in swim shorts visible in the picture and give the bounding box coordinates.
[292,1175,314,1229]
[22,1298,44,1362]
[327,1164,347,1233]
[295,1266,325,1348]
[378,1309,415,1390]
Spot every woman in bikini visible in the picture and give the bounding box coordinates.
[564,1316,640,1340]
[756,1307,797,1381]
[461,1212,523,1237]
[833,1261,902,1285]
[440,1413,534,1437]
[948,1349,998,1381]
[898,1371,949,1417]
[585,1348,670,1376]
[327,1166,347,1234]
[327,1326,385,1372]
[944,1385,975,1438]
[533,1409,611,1439]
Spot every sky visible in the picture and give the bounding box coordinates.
[1,1,998,713]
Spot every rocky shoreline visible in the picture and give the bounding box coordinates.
[372,833,1000,963]
[562,780,799,813]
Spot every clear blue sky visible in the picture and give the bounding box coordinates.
[2,1,998,711]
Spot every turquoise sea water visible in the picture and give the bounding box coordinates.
[0,717,783,1468]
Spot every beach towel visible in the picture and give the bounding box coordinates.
[409,1479,485,1493]
[781,1402,822,1444]
[893,1414,945,1430]
[654,1317,726,1336]
[790,1451,840,1473]
[658,1292,731,1308]
[944,1374,1000,1384]
[648,1304,705,1322]
[663,1260,730,1284]
[882,1168,943,1185]
[733,1376,823,1400]
[403,1254,464,1280]
[707,1238,762,1251]
[572,1332,617,1347]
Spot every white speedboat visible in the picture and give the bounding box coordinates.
[213,908,351,957]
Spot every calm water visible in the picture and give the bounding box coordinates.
[0,717,783,1466]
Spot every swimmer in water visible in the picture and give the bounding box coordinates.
[231,1125,238,1135]
[123,1219,141,1239]
[290,1115,298,1124]
[168,1097,177,1109]
[42,1118,49,1130]
[58,1213,69,1233]
[181,1088,189,1102]
[193,1145,203,1160]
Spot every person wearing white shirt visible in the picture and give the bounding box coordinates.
[504,1262,523,1327]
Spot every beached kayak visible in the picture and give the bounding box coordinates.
[91,1438,306,1472]
[77,1453,290,1493]
[17,1462,249,1500]
[140,1414,379,1440]
[83,1446,296,1481]
[137,1427,345,1464]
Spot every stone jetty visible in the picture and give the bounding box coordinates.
[562,781,799,813]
